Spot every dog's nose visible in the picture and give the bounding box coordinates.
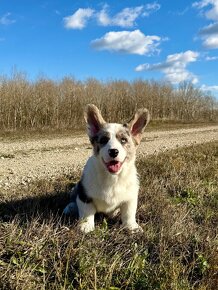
[108,149,119,158]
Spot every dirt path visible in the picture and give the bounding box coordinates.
[0,125,218,190]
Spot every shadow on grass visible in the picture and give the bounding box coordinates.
[0,183,77,224]
[0,182,120,228]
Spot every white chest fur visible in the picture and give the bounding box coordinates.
[82,156,139,213]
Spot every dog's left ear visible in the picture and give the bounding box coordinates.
[126,108,150,145]
[84,104,106,137]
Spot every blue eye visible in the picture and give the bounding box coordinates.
[121,137,127,144]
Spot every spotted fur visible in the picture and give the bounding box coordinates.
[64,104,150,233]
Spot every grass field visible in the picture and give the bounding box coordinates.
[0,142,217,289]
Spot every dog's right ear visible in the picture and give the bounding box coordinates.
[84,104,106,137]
[126,108,150,145]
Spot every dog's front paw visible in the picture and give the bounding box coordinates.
[125,223,143,233]
[79,221,95,233]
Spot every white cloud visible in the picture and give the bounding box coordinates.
[193,2,218,49]
[199,21,218,34]
[135,50,199,84]
[63,8,94,29]
[64,3,161,29]
[173,7,189,16]
[0,13,16,25]
[97,2,160,27]
[199,22,218,48]
[145,2,161,11]
[205,54,218,59]
[143,2,161,16]
[97,5,144,27]
[97,4,111,26]
[201,84,218,91]
[193,0,213,10]
[91,30,162,55]
[193,0,218,20]
[203,35,218,48]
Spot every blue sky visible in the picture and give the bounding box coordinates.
[1,0,218,97]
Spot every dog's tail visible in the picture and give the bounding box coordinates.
[63,202,78,217]
[63,184,79,217]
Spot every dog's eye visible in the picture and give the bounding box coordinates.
[121,137,128,145]
[99,136,109,145]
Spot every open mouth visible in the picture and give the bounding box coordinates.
[103,159,123,174]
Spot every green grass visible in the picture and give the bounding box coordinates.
[0,142,217,289]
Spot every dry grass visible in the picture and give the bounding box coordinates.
[0,72,217,133]
[0,142,217,289]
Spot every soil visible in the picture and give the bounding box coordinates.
[0,125,218,190]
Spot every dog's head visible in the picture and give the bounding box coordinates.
[84,104,150,174]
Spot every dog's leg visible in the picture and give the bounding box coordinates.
[77,197,96,233]
[120,199,142,232]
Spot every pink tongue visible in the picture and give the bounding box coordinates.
[107,161,122,173]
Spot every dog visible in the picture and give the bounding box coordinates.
[64,104,150,233]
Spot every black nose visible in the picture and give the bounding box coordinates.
[108,149,119,158]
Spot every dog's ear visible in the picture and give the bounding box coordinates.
[126,108,150,145]
[84,104,106,137]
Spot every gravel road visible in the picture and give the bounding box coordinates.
[0,125,218,190]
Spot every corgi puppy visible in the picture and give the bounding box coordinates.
[64,104,150,233]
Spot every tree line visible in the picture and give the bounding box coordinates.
[0,72,217,131]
